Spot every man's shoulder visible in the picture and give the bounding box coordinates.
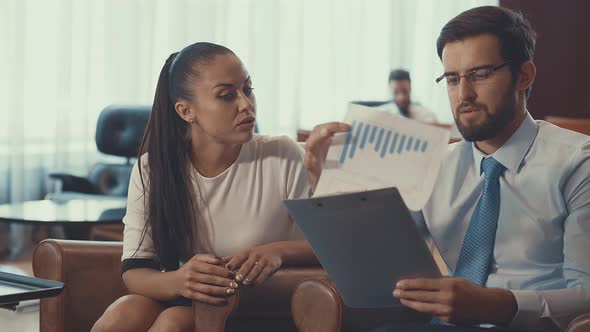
[409,103,438,123]
[410,102,429,112]
[535,121,590,157]
[537,120,590,144]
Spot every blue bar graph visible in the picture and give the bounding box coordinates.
[338,121,429,164]
[375,128,385,152]
[349,122,364,159]
[390,133,399,153]
[398,135,406,154]
[414,139,421,151]
[406,136,414,151]
[381,131,392,157]
[339,121,355,164]
[421,141,428,152]
[360,124,371,149]
[369,126,377,143]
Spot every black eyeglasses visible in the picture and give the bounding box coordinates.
[435,62,511,88]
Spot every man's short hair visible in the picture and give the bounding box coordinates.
[436,6,536,97]
[388,69,411,83]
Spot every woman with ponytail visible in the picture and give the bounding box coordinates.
[91,42,316,332]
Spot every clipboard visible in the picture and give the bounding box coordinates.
[285,187,441,309]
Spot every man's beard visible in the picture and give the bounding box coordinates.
[453,87,517,142]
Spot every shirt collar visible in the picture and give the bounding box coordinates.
[472,112,539,175]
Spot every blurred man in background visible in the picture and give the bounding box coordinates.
[379,69,438,124]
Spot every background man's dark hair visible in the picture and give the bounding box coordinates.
[388,69,411,83]
[436,6,536,98]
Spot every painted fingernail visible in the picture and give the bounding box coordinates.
[393,289,401,297]
[236,274,243,282]
[243,278,251,285]
[226,264,233,270]
[226,288,235,295]
[230,281,238,289]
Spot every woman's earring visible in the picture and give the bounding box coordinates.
[188,116,194,124]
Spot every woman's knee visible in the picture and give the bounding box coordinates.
[91,294,164,332]
[148,306,194,332]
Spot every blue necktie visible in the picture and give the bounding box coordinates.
[454,157,505,286]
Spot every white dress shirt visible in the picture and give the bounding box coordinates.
[414,113,590,331]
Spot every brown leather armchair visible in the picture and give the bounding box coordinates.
[291,278,590,332]
[566,314,590,332]
[33,239,326,332]
[291,277,428,332]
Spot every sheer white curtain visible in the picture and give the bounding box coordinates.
[0,0,497,204]
[1,0,108,204]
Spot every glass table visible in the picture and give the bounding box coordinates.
[0,199,124,310]
[0,199,127,240]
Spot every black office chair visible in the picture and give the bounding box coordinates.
[48,105,151,202]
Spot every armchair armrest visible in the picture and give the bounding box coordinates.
[194,266,327,332]
[292,277,343,332]
[567,313,590,332]
[33,240,326,332]
[49,173,97,194]
[33,239,127,332]
[292,277,429,332]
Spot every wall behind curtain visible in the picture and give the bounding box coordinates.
[0,0,497,203]
[500,0,590,120]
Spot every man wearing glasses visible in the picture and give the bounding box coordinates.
[304,6,590,331]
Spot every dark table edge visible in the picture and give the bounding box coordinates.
[0,271,65,306]
[0,217,123,224]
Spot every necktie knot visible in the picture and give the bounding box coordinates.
[481,157,505,181]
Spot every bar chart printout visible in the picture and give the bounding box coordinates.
[314,103,450,210]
